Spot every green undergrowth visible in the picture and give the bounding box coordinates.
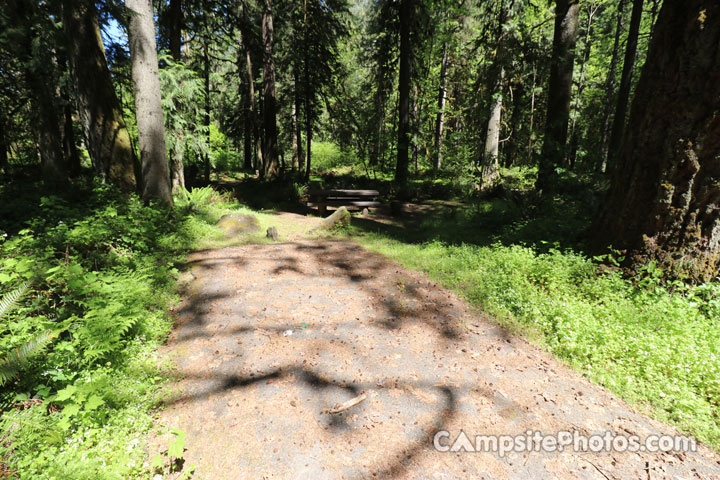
[0,181,244,479]
[348,203,720,451]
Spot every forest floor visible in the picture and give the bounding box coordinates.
[149,209,720,479]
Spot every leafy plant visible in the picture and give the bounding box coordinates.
[151,427,194,479]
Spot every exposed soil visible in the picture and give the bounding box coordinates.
[150,217,720,479]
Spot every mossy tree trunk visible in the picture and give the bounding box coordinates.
[63,0,137,191]
[591,0,720,283]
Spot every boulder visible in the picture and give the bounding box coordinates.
[310,206,351,232]
[217,213,261,237]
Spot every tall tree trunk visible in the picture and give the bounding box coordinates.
[63,101,81,177]
[0,115,7,174]
[261,0,279,179]
[433,42,449,170]
[370,87,384,167]
[202,39,211,182]
[504,80,524,167]
[126,0,172,205]
[171,145,185,194]
[527,63,537,158]
[599,0,625,172]
[395,0,412,192]
[536,0,580,192]
[168,0,186,190]
[480,67,504,190]
[168,0,182,61]
[568,2,598,169]
[305,108,312,181]
[63,0,137,191]
[591,0,720,283]
[606,0,643,173]
[242,39,262,171]
[10,0,66,182]
[294,71,304,174]
[292,98,299,172]
[242,63,253,172]
[412,84,419,172]
[481,5,511,190]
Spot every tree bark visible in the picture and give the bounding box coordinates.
[293,69,303,172]
[202,38,211,182]
[536,0,580,192]
[395,0,412,192]
[606,0,643,174]
[481,67,504,190]
[9,0,66,182]
[568,2,598,169]
[0,115,7,174]
[243,45,262,171]
[63,0,137,191]
[261,0,279,179]
[412,84,419,172]
[305,109,312,181]
[126,0,173,205]
[168,0,182,61]
[591,0,720,283]
[63,101,81,177]
[433,42,449,170]
[599,0,625,172]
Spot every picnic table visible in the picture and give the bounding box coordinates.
[307,189,380,215]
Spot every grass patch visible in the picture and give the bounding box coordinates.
[347,199,720,451]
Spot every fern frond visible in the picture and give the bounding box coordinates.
[0,330,55,386]
[0,283,28,319]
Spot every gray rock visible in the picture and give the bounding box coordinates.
[266,226,279,240]
[216,213,261,237]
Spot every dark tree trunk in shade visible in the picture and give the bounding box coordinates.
[126,0,172,205]
[261,0,279,179]
[63,101,81,177]
[168,0,182,61]
[591,0,720,283]
[9,0,66,182]
[599,0,625,172]
[63,0,137,191]
[536,0,580,192]
[394,0,412,191]
[0,115,7,174]
[293,69,304,172]
[606,0,644,173]
[305,110,312,181]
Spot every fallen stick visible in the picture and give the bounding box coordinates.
[322,393,367,414]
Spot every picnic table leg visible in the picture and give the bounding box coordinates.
[319,204,327,216]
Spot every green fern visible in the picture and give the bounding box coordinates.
[0,285,55,386]
[0,330,54,386]
[0,283,28,318]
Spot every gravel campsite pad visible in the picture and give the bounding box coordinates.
[151,240,720,479]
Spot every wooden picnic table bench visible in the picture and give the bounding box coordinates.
[307,189,380,215]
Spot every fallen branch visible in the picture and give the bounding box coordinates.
[322,393,367,414]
